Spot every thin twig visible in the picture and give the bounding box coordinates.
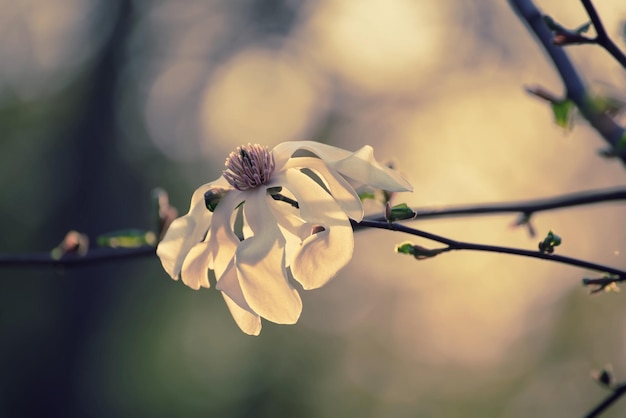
[366,187,626,222]
[584,382,626,418]
[1,187,625,268]
[509,0,626,165]
[581,0,626,69]
[353,219,626,277]
[0,246,155,268]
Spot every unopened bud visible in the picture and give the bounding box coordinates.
[153,188,178,239]
[204,187,229,212]
[51,230,89,260]
[538,230,561,254]
[395,241,445,260]
[592,365,615,388]
[386,203,416,222]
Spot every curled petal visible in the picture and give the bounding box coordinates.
[216,260,261,335]
[330,145,413,192]
[222,292,262,336]
[216,259,256,315]
[216,259,261,335]
[272,141,355,171]
[284,169,354,289]
[236,190,302,324]
[292,225,353,290]
[180,241,212,290]
[207,188,244,278]
[278,158,364,221]
[157,182,215,280]
[268,198,310,267]
[272,141,412,192]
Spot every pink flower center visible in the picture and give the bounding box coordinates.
[223,144,275,191]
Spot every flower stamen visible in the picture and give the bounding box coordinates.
[223,144,275,191]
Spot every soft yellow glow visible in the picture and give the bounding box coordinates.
[145,62,209,161]
[199,44,328,156]
[300,0,445,93]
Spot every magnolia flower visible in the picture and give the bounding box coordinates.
[157,141,412,335]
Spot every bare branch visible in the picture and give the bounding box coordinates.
[581,0,626,69]
[364,187,626,222]
[354,219,626,277]
[509,0,626,165]
[0,246,155,268]
[2,187,625,268]
[584,382,626,418]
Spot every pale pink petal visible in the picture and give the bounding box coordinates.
[272,141,412,192]
[283,169,354,289]
[292,225,353,290]
[156,182,215,280]
[235,190,302,324]
[217,260,262,335]
[272,141,354,170]
[221,292,262,336]
[180,240,212,290]
[329,145,413,192]
[268,204,310,267]
[279,158,364,221]
[207,189,244,278]
[216,259,256,315]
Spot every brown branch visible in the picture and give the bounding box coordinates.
[364,187,626,222]
[585,382,626,418]
[0,246,155,268]
[354,219,626,278]
[509,0,626,165]
[581,0,626,69]
[1,187,625,268]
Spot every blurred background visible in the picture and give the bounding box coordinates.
[1,0,626,416]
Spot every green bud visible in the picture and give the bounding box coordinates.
[395,242,445,260]
[538,230,561,254]
[550,99,575,130]
[396,242,416,255]
[386,203,416,222]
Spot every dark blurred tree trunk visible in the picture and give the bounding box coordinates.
[18,1,143,416]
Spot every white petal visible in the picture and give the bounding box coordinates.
[283,169,354,289]
[180,240,212,290]
[330,145,413,191]
[292,226,353,290]
[272,141,353,170]
[272,141,412,192]
[235,190,302,324]
[216,259,256,315]
[278,158,364,221]
[221,292,262,336]
[156,182,215,280]
[207,189,244,278]
[217,260,262,335]
[267,198,310,267]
